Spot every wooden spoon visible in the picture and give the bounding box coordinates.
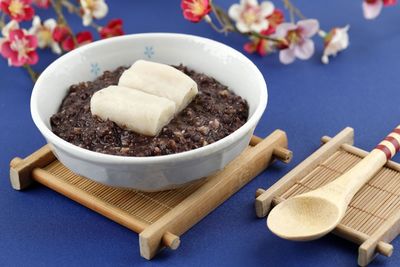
[267,125,400,241]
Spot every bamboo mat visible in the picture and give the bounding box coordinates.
[44,160,207,225]
[280,149,400,236]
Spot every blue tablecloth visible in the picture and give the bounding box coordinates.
[1,0,400,266]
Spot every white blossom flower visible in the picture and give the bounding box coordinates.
[0,20,20,42]
[273,19,319,64]
[321,25,350,64]
[0,19,20,50]
[80,0,109,26]
[228,0,274,33]
[28,16,61,54]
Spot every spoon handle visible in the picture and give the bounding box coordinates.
[324,125,400,202]
[374,125,400,161]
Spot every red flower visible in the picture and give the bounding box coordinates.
[181,0,211,23]
[52,26,93,52]
[383,0,397,5]
[52,25,71,43]
[244,38,269,56]
[244,36,278,56]
[0,0,35,22]
[365,0,397,5]
[62,31,93,51]
[263,9,284,35]
[0,29,38,66]
[99,19,124,39]
[77,31,93,45]
[32,0,50,8]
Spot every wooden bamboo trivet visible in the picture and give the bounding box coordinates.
[255,127,400,266]
[10,130,292,260]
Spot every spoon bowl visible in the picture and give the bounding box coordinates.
[267,196,342,241]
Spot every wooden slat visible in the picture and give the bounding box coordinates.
[321,136,400,172]
[10,145,55,190]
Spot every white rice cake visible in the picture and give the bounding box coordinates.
[90,85,176,136]
[118,60,198,112]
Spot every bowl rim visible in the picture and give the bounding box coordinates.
[31,33,268,164]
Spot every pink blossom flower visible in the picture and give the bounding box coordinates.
[29,16,61,54]
[363,0,396,19]
[0,28,38,66]
[273,19,319,64]
[243,8,284,56]
[32,0,50,8]
[0,0,35,22]
[80,0,108,26]
[181,0,211,23]
[228,0,274,33]
[321,25,350,64]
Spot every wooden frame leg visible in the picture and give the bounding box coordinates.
[9,145,55,190]
[358,206,400,266]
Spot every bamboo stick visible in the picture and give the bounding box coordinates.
[250,135,263,146]
[321,136,400,172]
[251,135,292,163]
[273,146,293,163]
[255,188,266,198]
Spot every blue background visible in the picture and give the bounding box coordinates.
[1,0,400,266]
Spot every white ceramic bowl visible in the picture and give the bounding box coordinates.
[31,33,267,191]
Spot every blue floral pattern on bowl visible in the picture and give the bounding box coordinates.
[89,46,155,78]
[90,63,101,77]
[144,46,154,59]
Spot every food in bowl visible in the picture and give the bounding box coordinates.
[50,63,249,157]
[91,60,200,136]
